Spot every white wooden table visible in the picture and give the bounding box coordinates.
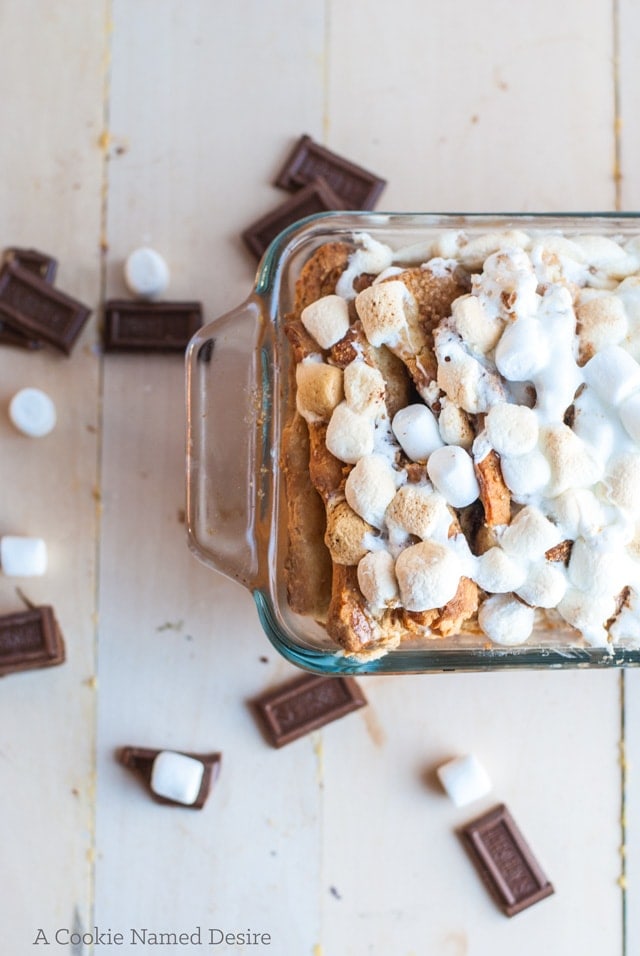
[0,1,638,953]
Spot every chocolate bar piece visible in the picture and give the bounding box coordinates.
[242,179,344,259]
[119,746,221,809]
[0,263,91,354]
[253,674,367,747]
[459,804,554,916]
[4,247,58,284]
[103,300,203,351]
[274,134,386,210]
[0,606,65,677]
[0,318,42,350]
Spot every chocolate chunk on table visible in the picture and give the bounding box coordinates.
[274,134,386,210]
[459,803,554,916]
[252,673,367,747]
[119,746,221,809]
[103,300,203,351]
[0,318,42,350]
[0,262,91,354]
[0,606,65,677]
[4,247,58,284]
[242,178,344,259]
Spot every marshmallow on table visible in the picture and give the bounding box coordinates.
[0,536,47,576]
[427,445,480,508]
[150,751,204,806]
[392,404,443,461]
[436,754,492,807]
[9,387,56,437]
[124,247,170,299]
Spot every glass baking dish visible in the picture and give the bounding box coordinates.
[186,212,640,674]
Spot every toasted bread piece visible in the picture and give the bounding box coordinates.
[475,449,512,527]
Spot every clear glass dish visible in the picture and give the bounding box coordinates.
[186,212,640,674]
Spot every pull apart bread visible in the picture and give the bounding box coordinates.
[282,231,640,660]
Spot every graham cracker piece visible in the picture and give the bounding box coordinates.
[475,450,512,526]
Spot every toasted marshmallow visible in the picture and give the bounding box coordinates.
[357,550,399,608]
[391,404,443,462]
[343,360,385,417]
[427,445,480,508]
[576,293,628,360]
[355,280,417,348]
[0,535,47,576]
[395,541,461,611]
[495,317,549,382]
[385,485,452,541]
[557,588,615,646]
[540,423,603,497]
[499,505,562,562]
[516,561,567,608]
[324,500,372,565]
[604,453,640,511]
[150,751,204,805]
[450,294,503,354]
[582,345,640,406]
[336,235,394,299]
[455,230,531,270]
[568,536,627,597]
[485,403,539,458]
[437,399,474,449]
[548,488,606,539]
[345,454,399,529]
[499,447,551,501]
[477,593,535,646]
[619,391,640,444]
[325,402,374,463]
[435,329,506,413]
[572,386,628,464]
[301,294,350,349]
[296,361,343,422]
[573,235,640,280]
[436,754,492,807]
[473,547,527,594]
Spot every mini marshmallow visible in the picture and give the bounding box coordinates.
[357,550,399,608]
[124,247,170,298]
[336,235,394,299]
[576,293,628,360]
[395,540,461,611]
[557,588,615,646]
[9,387,57,437]
[427,445,480,508]
[455,230,531,270]
[497,446,551,501]
[572,387,628,465]
[392,404,443,461]
[435,328,505,413]
[477,593,535,646]
[473,547,527,594]
[325,402,375,464]
[150,751,204,805]
[450,294,503,354]
[295,361,343,422]
[345,454,399,529]
[568,536,627,597]
[0,536,47,576]
[548,488,606,539]
[604,453,640,511]
[355,281,417,348]
[515,561,567,609]
[582,345,640,406]
[540,423,603,497]
[385,485,452,542]
[343,361,385,417]
[479,247,540,320]
[436,754,492,807]
[499,505,562,562]
[573,235,640,280]
[495,317,549,382]
[301,294,350,349]
[485,403,539,458]
[437,399,474,449]
[619,391,640,444]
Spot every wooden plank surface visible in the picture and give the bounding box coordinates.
[0,1,634,954]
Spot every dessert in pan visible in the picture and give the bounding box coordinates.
[282,229,640,661]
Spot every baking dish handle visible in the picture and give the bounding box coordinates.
[185,295,270,590]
